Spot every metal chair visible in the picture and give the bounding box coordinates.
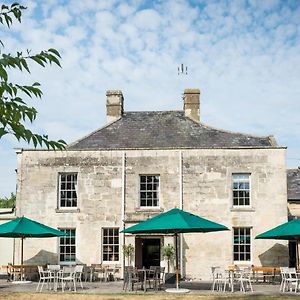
[237,267,253,292]
[60,266,77,292]
[36,265,55,292]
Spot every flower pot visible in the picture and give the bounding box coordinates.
[165,272,176,284]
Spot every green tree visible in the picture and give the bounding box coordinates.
[161,244,175,273]
[0,3,66,149]
[0,192,15,208]
[123,243,134,266]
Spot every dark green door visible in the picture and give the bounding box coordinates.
[142,238,160,268]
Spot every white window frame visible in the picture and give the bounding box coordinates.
[233,227,252,264]
[102,228,120,263]
[58,228,76,265]
[232,173,251,207]
[58,172,78,209]
[139,175,160,208]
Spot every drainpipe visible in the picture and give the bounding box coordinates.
[179,151,183,278]
[121,151,126,278]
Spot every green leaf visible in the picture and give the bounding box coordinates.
[30,56,45,67]
[0,64,8,81]
[47,53,61,67]
[0,127,8,138]
[48,48,61,58]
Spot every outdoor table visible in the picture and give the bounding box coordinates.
[46,267,62,291]
[2,264,38,281]
[137,268,155,292]
[226,268,236,292]
[252,267,280,283]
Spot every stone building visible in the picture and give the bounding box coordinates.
[15,89,289,280]
[287,168,300,267]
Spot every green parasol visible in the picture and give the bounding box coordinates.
[256,218,300,269]
[0,216,65,281]
[122,208,229,291]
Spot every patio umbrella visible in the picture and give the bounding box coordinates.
[121,208,229,292]
[0,216,66,281]
[256,218,300,269]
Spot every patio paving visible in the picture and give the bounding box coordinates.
[0,279,288,295]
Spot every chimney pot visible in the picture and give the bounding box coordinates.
[106,90,124,123]
[183,88,200,123]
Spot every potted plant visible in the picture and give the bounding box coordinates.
[162,244,176,284]
[123,243,134,266]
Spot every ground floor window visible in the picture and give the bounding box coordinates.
[59,228,76,263]
[102,228,119,262]
[233,227,251,262]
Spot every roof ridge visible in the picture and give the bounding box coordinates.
[125,110,183,114]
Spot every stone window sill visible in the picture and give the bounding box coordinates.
[230,207,255,212]
[135,207,164,213]
[55,208,80,213]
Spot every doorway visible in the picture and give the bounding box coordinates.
[135,238,161,269]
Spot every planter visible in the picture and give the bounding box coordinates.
[165,272,176,284]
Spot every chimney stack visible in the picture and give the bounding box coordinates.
[106,90,124,123]
[183,88,200,123]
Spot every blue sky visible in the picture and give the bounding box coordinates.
[1,0,300,197]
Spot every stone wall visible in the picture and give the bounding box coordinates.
[16,147,288,279]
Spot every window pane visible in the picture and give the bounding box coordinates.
[232,173,250,206]
[59,173,78,208]
[140,175,159,207]
[59,228,76,263]
[102,227,119,262]
[233,227,251,262]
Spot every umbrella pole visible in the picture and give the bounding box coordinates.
[21,237,24,281]
[175,233,179,289]
[296,241,299,271]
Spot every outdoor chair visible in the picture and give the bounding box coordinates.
[74,265,84,289]
[91,264,106,282]
[211,266,221,291]
[237,267,253,292]
[123,266,134,291]
[36,265,55,292]
[280,267,289,292]
[123,266,142,291]
[156,267,165,290]
[212,267,230,292]
[147,266,159,290]
[282,267,300,292]
[59,266,77,292]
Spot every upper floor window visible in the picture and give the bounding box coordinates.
[140,175,159,207]
[102,228,119,262]
[59,173,77,208]
[233,227,251,262]
[232,173,250,206]
[59,228,76,264]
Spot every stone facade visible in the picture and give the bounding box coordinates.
[16,146,288,280]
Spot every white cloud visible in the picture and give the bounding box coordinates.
[1,0,300,197]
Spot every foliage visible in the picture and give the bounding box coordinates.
[0,3,66,150]
[161,244,175,273]
[0,192,15,208]
[123,243,134,266]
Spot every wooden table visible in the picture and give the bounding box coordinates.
[137,268,155,292]
[1,265,38,281]
[252,267,280,283]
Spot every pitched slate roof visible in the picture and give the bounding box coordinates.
[68,111,276,150]
[287,169,300,201]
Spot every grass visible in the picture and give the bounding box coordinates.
[0,294,299,300]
